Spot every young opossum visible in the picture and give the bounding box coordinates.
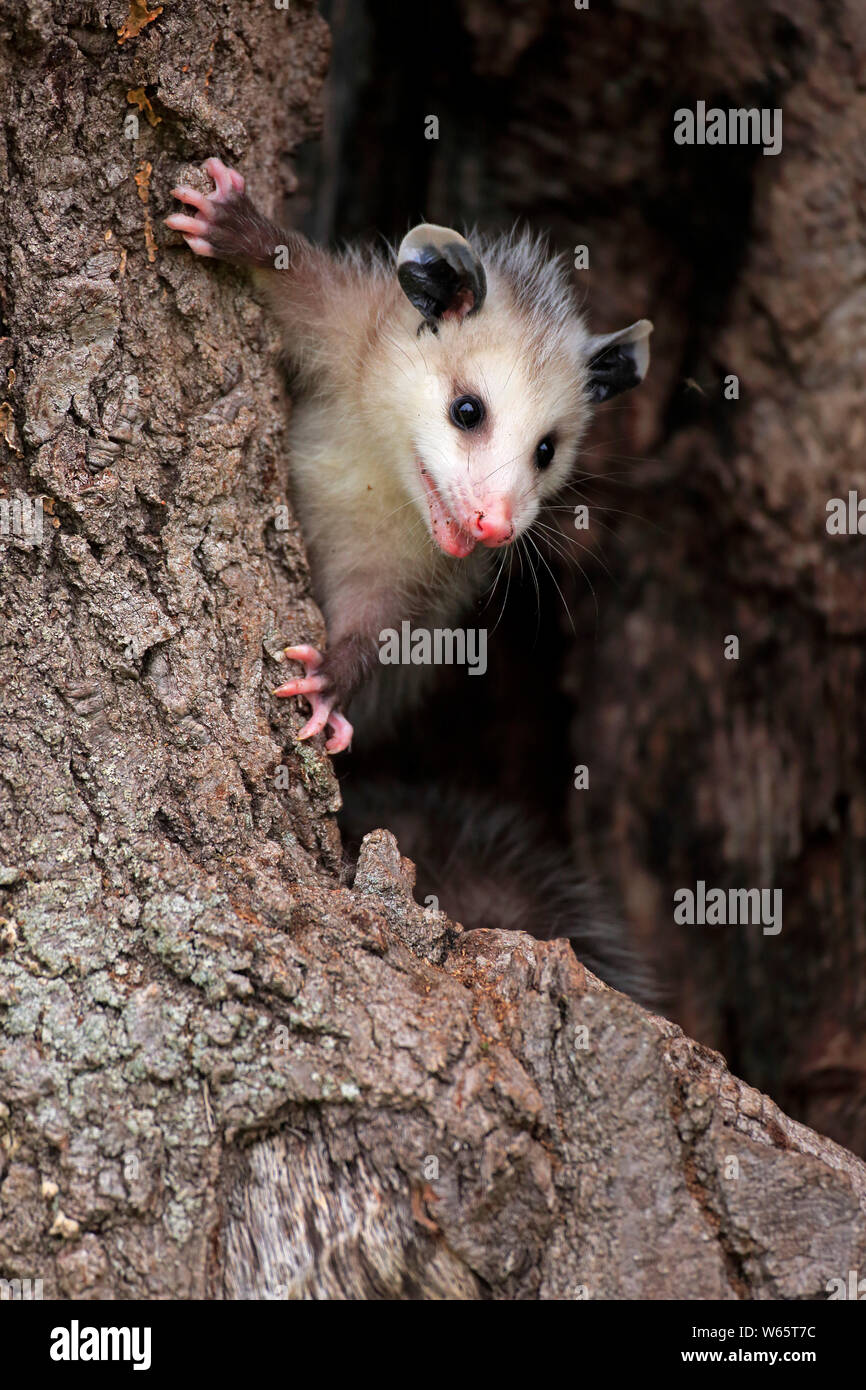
[167,161,654,993]
[340,780,657,1004]
[166,158,652,751]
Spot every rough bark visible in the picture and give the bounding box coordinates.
[1,0,865,1301]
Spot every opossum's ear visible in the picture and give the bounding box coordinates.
[397,223,487,325]
[585,319,653,403]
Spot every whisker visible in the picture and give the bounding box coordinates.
[524,530,580,632]
[548,496,669,537]
[532,518,613,575]
[522,535,542,642]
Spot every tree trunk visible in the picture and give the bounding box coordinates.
[1,0,866,1301]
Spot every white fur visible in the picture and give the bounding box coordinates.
[263,230,594,647]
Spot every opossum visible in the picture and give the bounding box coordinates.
[166,159,654,996]
[166,158,652,752]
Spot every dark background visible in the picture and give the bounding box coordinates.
[296,0,866,1157]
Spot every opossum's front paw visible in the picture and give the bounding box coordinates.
[273,644,354,754]
[165,157,246,257]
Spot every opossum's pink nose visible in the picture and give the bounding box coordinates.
[472,503,514,547]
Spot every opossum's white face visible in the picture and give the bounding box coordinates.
[401,323,589,559]
[391,223,652,560]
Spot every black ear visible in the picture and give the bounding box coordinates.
[397,223,487,324]
[585,319,653,403]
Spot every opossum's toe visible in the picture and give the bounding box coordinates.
[203,156,245,200]
[169,186,211,215]
[296,700,330,739]
[282,644,323,669]
[164,213,210,237]
[273,675,326,696]
[274,643,325,694]
[324,712,353,754]
[166,187,218,256]
[296,695,353,753]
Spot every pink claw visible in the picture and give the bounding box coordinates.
[273,675,326,697]
[274,645,353,754]
[322,710,354,755]
[283,645,322,669]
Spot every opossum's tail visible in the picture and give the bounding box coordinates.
[340,780,656,1006]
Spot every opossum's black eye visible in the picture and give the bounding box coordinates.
[449,395,486,431]
[535,436,556,470]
